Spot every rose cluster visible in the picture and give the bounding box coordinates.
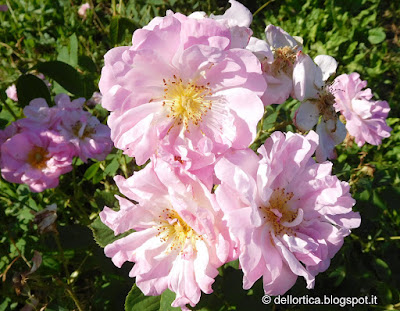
[97,1,389,309]
[0,94,112,192]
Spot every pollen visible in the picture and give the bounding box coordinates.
[270,46,298,76]
[27,146,50,170]
[259,187,300,235]
[155,208,202,254]
[162,75,213,130]
[314,86,337,123]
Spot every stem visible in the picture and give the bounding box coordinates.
[0,255,20,282]
[53,233,69,277]
[1,99,18,121]
[72,159,78,200]
[121,154,129,179]
[89,0,106,32]
[0,42,24,59]
[111,0,116,16]
[9,236,31,268]
[5,0,18,24]
[55,278,84,311]
[66,288,84,311]
[118,0,123,15]
[253,0,275,17]
[375,236,400,241]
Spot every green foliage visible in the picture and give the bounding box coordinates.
[125,286,180,311]
[90,216,133,248]
[37,60,95,98]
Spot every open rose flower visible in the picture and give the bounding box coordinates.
[293,53,346,161]
[99,10,266,165]
[1,129,74,192]
[100,160,235,310]
[247,25,303,106]
[58,109,112,162]
[19,94,112,162]
[332,72,391,147]
[215,131,360,295]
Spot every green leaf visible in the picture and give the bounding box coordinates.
[16,74,52,108]
[110,16,137,45]
[125,285,161,311]
[368,27,386,44]
[84,162,101,180]
[160,290,180,310]
[262,109,278,131]
[104,156,120,177]
[224,259,239,270]
[90,215,133,248]
[37,61,94,98]
[78,55,97,72]
[373,258,391,280]
[57,33,78,67]
[68,33,78,67]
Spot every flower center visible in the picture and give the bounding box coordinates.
[156,208,201,255]
[72,121,96,139]
[259,188,301,235]
[316,86,337,121]
[27,146,50,170]
[163,75,212,129]
[270,46,298,76]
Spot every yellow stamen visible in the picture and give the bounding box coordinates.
[259,188,299,235]
[156,208,202,254]
[163,76,212,130]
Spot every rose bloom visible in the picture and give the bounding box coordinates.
[78,2,90,18]
[332,72,391,147]
[19,95,85,130]
[1,129,74,192]
[100,159,235,310]
[215,131,360,295]
[189,0,253,49]
[20,94,112,162]
[247,24,303,106]
[6,84,18,101]
[99,9,266,165]
[57,109,112,162]
[292,53,347,162]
